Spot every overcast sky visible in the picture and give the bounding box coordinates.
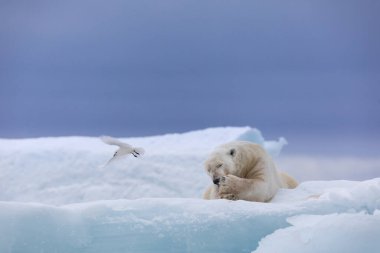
[0,0,379,154]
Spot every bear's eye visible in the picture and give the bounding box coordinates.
[216,164,223,168]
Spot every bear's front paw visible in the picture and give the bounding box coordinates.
[219,193,238,200]
[218,175,240,200]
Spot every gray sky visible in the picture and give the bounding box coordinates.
[0,0,379,154]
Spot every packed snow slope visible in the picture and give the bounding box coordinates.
[0,180,380,253]
[0,127,287,205]
[0,127,379,253]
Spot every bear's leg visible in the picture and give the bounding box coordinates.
[279,172,298,189]
[219,175,277,202]
[203,185,219,199]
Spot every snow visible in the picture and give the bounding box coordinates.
[0,127,286,205]
[0,127,379,253]
[253,212,380,253]
[1,179,380,253]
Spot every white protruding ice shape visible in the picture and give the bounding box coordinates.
[253,212,380,253]
[0,127,379,253]
[236,128,287,157]
[0,127,286,205]
[0,179,379,253]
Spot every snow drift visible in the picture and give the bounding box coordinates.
[253,211,380,253]
[0,127,379,253]
[0,127,285,205]
[1,179,380,253]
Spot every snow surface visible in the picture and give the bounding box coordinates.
[0,127,286,205]
[0,127,379,253]
[253,211,380,253]
[1,179,380,253]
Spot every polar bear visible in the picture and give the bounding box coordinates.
[203,141,297,202]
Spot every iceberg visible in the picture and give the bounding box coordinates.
[0,127,379,253]
[0,127,286,205]
[253,211,380,253]
[1,179,380,253]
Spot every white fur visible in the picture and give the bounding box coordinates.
[203,141,297,202]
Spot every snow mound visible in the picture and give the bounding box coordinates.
[0,127,286,205]
[253,212,380,253]
[1,179,380,253]
[1,127,379,253]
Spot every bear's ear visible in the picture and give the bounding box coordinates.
[229,148,236,157]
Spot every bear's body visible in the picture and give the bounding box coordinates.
[203,141,297,202]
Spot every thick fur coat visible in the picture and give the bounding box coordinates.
[203,141,297,202]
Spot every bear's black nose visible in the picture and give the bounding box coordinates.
[213,178,220,185]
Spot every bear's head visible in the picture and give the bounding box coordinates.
[204,142,244,185]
